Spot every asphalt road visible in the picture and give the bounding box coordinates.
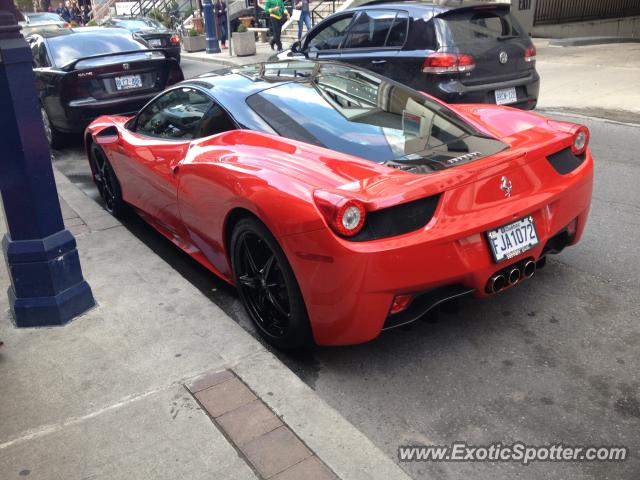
[53,59,640,480]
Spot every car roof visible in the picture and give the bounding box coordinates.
[349,1,508,14]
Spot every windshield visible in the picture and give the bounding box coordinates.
[247,64,506,166]
[114,18,165,30]
[26,12,64,22]
[48,31,148,67]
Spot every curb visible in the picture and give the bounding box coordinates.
[52,165,413,480]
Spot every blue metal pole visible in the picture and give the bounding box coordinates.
[202,0,220,53]
[0,6,95,327]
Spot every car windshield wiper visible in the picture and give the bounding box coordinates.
[498,34,519,40]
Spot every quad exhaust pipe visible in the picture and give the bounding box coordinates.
[523,260,536,279]
[508,268,521,286]
[487,274,506,294]
[486,259,537,294]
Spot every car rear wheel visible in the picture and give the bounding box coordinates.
[89,143,126,217]
[231,217,313,349]
[41,107,63,149]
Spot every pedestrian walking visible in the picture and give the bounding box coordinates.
[55,1,70,22]
[264,0,288,52]
[295,0,310,40]
[214,0,227,49]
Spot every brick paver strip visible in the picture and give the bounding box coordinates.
[188,369,235,393]
[271,456,339,480]
[195,377,256,418]
[241,425,313,478]
[217,398,283,446]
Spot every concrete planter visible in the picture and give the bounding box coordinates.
[232,31,256,57]
[182,35,206,52]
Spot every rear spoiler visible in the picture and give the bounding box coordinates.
[62,48,169,72]
[434,2,510,18]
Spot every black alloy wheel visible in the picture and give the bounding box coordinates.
[89,143,126,217]
[231,217,312,349]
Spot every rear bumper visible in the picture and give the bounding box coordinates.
[430,70,540,110]
[54,92,159,133]
[280,149,593,346]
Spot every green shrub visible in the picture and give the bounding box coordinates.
[237,24,247,33]
[86,19,97,26]
[188,28,199,37]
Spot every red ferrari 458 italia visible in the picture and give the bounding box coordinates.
[85,61,593,348]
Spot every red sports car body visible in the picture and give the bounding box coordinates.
[85,61,593,348]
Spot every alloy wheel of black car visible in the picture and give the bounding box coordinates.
[41,107,62,149]
[89,143,126,217]
[231,218,312,349]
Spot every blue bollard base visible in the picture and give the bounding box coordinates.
[8,280,95,328]
[206,38,221,54]
[3,229,95,327]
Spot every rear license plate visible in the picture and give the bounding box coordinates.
[149,38,163,47]
[486,216,539,262]
[495,87,518,105]
[115,75,142,91]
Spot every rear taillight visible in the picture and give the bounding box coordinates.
[170,34,180,45]
[422,53,475,74]
[313,190,366,237]
[524,45,536,63]
[571,125,589,156]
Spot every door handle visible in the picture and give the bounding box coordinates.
[370,60,386,64]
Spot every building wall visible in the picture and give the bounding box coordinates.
[532,15,640,38]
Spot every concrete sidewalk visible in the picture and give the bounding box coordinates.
[181,42,276,67]
[0,169,411,480]
[535,39,640,122]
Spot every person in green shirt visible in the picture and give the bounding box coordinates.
[263,0,288,51]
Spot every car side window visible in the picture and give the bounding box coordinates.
[343,10,397,49]
[134,88,214,140]
[199,104,237,137]
[29,38,49,68]
[306,14,354,52]
[386,12,409,47]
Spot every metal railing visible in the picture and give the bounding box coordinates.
[311,0,337,26]
[534,0,640,26]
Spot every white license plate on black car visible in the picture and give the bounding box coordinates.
[495,87,518,105]
[115,75,142,90]
[487,216,539,262]
[149,39,162,47]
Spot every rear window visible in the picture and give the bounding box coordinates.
[114,18,164,30]
[437,8,523,43]
[47,32,148,67]
[247,64,501,164]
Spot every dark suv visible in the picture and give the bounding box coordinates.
[276,1,539,109]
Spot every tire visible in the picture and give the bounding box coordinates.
[88,142,127,217]
[41,107,63,149]
[231,217,313,349]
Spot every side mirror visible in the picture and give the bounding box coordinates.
[291,40,302,54]
[95,126,119,145]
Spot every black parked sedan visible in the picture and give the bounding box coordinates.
[26,27,184,147]
[102,16,181,63]
[277,1,539,109]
